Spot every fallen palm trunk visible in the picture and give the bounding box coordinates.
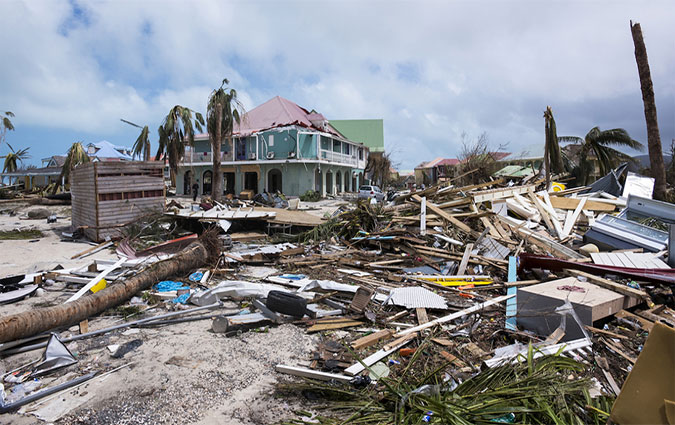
[0,234,218,343]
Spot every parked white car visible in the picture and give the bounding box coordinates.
[358,185,385,202]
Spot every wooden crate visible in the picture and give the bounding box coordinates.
[71,161,166,241]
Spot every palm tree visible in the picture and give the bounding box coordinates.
[55,142,90,192]
[156,105,204,187]
[121,119,151,161]
[1,111,15,147]
[631,21,667,201]
[560,127,644,185]
[207,79,244,201]
[2,144,30,173]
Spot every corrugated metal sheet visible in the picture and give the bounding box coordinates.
[385,287,448,310]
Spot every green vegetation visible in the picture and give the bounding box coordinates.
[207,78,244,202]
[299,190,321,202]
[156,105,205,186]
[279,346,613,425]
[0,229,44,240]
[2,143,30,173]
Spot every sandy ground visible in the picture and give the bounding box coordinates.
[0,202,119,277]
[0,200,319,424]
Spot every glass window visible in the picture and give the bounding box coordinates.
[268,135,274,147]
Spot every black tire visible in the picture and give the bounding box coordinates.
[265,290,307,317]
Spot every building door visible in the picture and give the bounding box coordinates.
[184,170,192,194]
[202,170,212,195]
[326,171,333,195]
[244,172,258,193]
[336,171,342,193]
[315,168,322,193]
[224,172,235,194]
[268,168,282,193]
[344,172,350,192]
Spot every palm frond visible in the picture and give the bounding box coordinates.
[591,128,644,151]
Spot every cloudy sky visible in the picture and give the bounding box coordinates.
[1,0,673,170]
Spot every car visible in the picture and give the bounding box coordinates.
[358,185,385,201]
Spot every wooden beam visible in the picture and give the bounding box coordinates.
[549,196,615,212]
[456,243,473,275]
[412,194,474,234]
[566,270,649,301]
[351,329,394,350]
[395,294,515,337]
[65,257,126,303]
[275,365,352,383]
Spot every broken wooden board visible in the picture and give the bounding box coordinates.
[456,243,474,275]
[615,309,654,331]
[549,196,616,212]
[590,252,670,269]
[412,194,474,235]
[350,329,394,350]
[275,365,353,383]
[471,184,535,203]
[307,318,363,332]
[566,269,649,302]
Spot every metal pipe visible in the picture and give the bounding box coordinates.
[0,372,97,413]
[0,302,222,356]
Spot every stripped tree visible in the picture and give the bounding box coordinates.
[121,119,151,161]
[156,106,205,187]
[207,79,243,202]
[630,21,667,200]
[543,106,564,189]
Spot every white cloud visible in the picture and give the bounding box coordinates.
[0,0,673,168]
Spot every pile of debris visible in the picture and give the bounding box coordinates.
[0,174,673,424]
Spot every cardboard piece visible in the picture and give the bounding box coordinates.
[610,322,675,425]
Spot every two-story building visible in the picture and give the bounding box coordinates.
[176,96,369,197]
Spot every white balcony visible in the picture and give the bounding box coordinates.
[319,149,358,166]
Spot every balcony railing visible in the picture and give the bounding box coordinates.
[182,151,212,164]
[319,149,358,166]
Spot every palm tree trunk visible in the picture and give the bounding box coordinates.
[0,237,213,343]
[631,21,667,200]
[212,102,223,202]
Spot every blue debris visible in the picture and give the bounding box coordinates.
[154,281,190,292]
[189,272,204,282]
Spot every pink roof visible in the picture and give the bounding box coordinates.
[435,158,460,166]
[196,96,343,139]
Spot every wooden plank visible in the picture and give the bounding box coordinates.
[615,310,654,331]
[344,335,414,376]
[420,196,427,236]
[307,319,363,332]
[350,329,394,350]
[528,191,555,233]
[585,325,628,339]
[275,365,352,383]
[541,192,565,239]
[549,196,616,212]
[416,307,429,325]
[395,294,515,337]
[456,243,473,275]
[561,197,586,238]
[65,258,126,303]
[566,270,650,301]
[412,194,473,235]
